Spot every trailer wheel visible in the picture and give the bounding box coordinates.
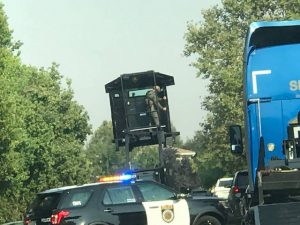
[195,215,221,225]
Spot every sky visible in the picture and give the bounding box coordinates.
[2,0,220,141]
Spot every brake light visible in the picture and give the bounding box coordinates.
[233,186,239,193]
[24,217,30,225]
[51,210,69,225]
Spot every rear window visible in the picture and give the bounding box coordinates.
[60,190,93,208]
[218,179,232,187]
[236,173,248,188]
[30,193,61,216]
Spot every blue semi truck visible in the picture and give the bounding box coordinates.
[229,20,300,225]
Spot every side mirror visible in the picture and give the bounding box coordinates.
[180,187,191,194]
[229,125,243,154]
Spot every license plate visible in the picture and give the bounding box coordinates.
[41,218,51,223]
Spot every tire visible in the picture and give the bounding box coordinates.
[196,215,222,225]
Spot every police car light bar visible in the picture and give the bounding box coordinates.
[98,174,136,183]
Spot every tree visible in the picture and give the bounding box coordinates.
[0,3,29,222]
[86,121,128,179]
[0,61,93,222]
[0,2,13,49]
[131,145,159,169]
[0,4,92,220]
[184,0,300,186]
[12,64,92,206]
[162,147,200,191]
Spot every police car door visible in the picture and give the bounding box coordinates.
[136,181,190,225]
[102,184,146,225]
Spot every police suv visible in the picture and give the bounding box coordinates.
[24,175,227,225]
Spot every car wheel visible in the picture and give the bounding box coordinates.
[195,215,222,225]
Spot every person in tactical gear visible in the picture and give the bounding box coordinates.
[145,85,167,127]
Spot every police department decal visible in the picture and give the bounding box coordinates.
[161,205,174,223]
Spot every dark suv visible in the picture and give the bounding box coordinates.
[24,176,227,225]
[227,170,248,219]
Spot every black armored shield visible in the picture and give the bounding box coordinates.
[105,71,177,151]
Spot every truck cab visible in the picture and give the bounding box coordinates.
[229,20,300,225]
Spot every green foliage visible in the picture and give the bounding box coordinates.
[0,19,28,221]
[162,148,200,191]
[184,0,300,188]
[0,62,93,222]
[16,64,92,194]
[131,145,159,169]
[86,121,127,179]
[0,3,12,49]
[0,5,92,221]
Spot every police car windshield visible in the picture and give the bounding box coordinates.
[136,182,176,201]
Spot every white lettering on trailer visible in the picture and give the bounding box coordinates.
[289,80,300,91]
[252,70,272,94]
